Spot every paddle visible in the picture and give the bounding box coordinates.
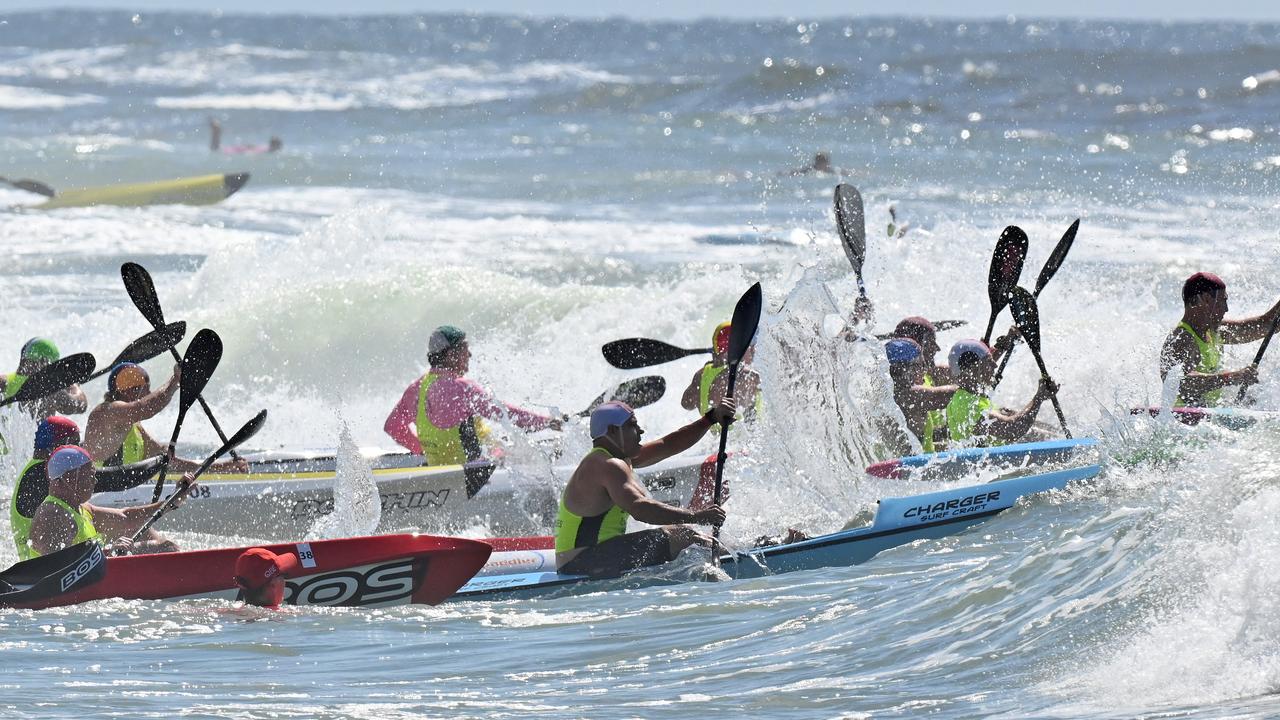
[1236,312,1280,402]
[121,262,239,458]
[152,328,223,502]
[87,322,187,381]
[710,283,764,568]
[872,319,968,341]
[983,226,1029,345]
[602,338,712,370]
[1008,287,1071,438]
[129,409,268,545]
[834,184,867,299]
[577,375,666,416]
[992,219,1080,387]
[0,353,96,408]
[0,176,56,198]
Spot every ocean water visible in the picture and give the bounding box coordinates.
[2,9,1280,718]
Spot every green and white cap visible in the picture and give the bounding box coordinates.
[21,337,60,363]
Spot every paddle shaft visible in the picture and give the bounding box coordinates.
[1024,347,1071,439]
[709,362,740,568]
[1236,312,1280,402]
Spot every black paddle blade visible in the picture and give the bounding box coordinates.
[608,375,666,410]
[179,329,223,415]
[834,184,867,277]
[601,338,710,369]
[1008,286,1042,356]
[121,262,165,329]
[988,226,1029,313]
[933,319,968,332]
[1034,219,1079,296]
[99,321,187,377]
[5,353,96,406]
[728,283,764,364]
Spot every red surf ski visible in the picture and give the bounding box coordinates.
[16,534,491,610]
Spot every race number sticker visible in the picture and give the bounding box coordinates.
[296,542,317,568]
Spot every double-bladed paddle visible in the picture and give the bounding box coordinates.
[834,184,868,299]
[130,409,268,545]
[1008,287,1071,438]
[0,353,96,408]
[121,262,239,460]
[152,328,223,502]
[577,375,667,416]
[992,220,1079,387]
[602,339,712,370]
[983,226,1029,345]
[1236,312,1280,403]
[87,322,187,381]
[711,282,763,568]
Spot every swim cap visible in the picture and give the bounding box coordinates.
[428,325,467,363]
[234,547,300,591]
[47,445,93,480]
[885,338,922,364]
[948,339,992,374]
[108,363,149,396]
[712,322,732,355]
[589,401,635,439]
[1182,272,1226,303]
[35,416,80,452]
[20,337,59,363]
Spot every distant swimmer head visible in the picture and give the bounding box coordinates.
[107,362,150,401]
[948,339,993,378]
[712,321,732,356]
[813,152,831,171]
[427,325,469,369]
[35,416,81,455]
[268,136,283,152]
[19,337,60,368]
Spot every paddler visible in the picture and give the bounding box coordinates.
[383,325,563,465]
[83,362,248,472]
[233,547,299,608]
[679,321,762,421]
[0,337,88,418]
[25,445,192,558]
[1160,272,1280,407]
[554,400,732,578]
[885,339,956,453]
[945,339,1056,446]
[10,416,165,559]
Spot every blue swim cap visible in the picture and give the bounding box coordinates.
[47,445,93,480]
[590,401,635,439]
[885,338,922,364]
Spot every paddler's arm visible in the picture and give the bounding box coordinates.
[110,364,181,424]
[602,460,725,527]
[984,378,1055,441]
[679,369,701,411]
[1220,299,1280,343]
[906,383,956,411]
[990,328,1019,364]
[632,399,736,468]
[383,379,423,454]
[1160,330,1255,398]
[46,384,88,415]
[456,378,560,431]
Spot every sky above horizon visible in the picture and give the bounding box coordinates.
[3,1,1280,22]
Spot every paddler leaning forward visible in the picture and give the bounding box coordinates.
[25,445,195,558]
[10,416,165,560]
[1160,272,1280,407]
[885,338,956,453]
[84,362,247,472]
[945,339,1057,446]
[555,400,733,579]
[383,325,563,466]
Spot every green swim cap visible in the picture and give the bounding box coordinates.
[20,337,60,363]
[427,325,467,364]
